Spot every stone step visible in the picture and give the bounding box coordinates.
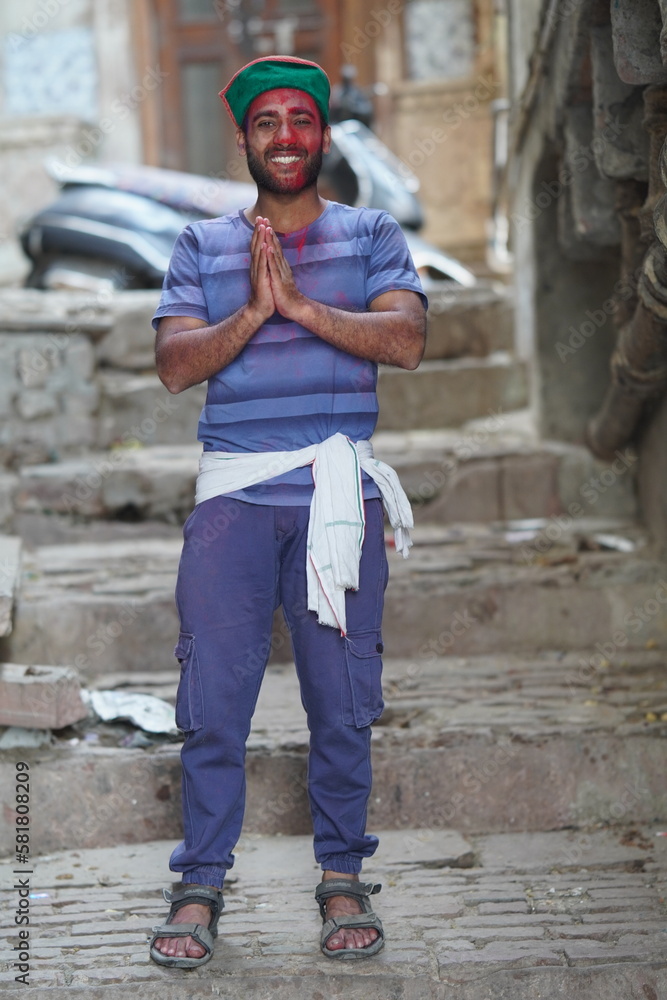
[0,286,516,462]
[1,650,665,851]
[96,372,205,449]
[383,522,666,658]
[14,445,200,523]
[376,419,638,523]
[93,352,526,450]
[93,285,515,445]
[0,283,513,365]
[423,282,514,360]
[10,419,638,535]
[376,353,528,431]
[1,821,666,997]
[5,525,664,677]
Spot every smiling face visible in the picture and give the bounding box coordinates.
[237,88,331,195]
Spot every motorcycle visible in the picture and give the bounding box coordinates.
[20,119,476,292]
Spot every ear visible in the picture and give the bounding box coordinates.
[236,127,247,157]
[322,125,332,155]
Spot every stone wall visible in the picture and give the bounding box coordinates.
[0,289,205,467]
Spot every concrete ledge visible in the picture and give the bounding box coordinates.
[12,430,639,529]
[2,653,665,850]
[4,723,662,851]
[384,546,667,656]
[6,539,666,676]
[376,354,528,430]
[96,373,205,449]
[424,284,514,360]
[16,448,200,520]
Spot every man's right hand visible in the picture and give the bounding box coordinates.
[248,216,275,322]
[155,216,282,394]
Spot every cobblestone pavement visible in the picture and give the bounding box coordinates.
[2,826,666,998]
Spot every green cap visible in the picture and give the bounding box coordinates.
[220,55,331,129]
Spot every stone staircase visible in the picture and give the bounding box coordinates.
[1,284,666,998]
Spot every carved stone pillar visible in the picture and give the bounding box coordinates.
[613,179,648,329]
[587,86,667,458]
[611,0,667,85]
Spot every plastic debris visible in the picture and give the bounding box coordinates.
[591,533,637,553]
[0,727,52,750]
[84,689,178,734]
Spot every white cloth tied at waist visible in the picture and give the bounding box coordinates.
[195,433,413,634]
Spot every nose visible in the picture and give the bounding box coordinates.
[274,119,297,145]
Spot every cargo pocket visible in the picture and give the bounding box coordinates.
[342,629,384,728]
[174,632,204,733]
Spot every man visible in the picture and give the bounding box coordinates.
[149,55,427,967]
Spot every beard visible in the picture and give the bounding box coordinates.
[245,143,324,195]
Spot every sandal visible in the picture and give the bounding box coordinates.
[149,885,224,968]
[314,878,385,959]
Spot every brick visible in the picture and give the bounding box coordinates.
[587,887,656,898]
[465,926,547,940]
[581,899,641,912]
[0,662,88,729]
[549,920,666,939]
[454,913,563,926]
[563,939,658,963]
[438,941,566,971]
[478,901,528,915]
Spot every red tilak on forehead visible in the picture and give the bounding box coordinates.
[248,89,320,123]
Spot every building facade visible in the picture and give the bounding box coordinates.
[0,0,502,284]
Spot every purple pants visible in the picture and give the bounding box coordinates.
[169,495,388,889]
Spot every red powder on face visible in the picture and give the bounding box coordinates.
[244,89,325,197]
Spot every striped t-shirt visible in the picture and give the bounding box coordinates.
[153,200,427,505]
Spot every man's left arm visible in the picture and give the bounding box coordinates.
[265,229,426,371]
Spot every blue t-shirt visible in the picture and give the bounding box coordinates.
[153,201,427,504]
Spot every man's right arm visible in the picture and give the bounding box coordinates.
[155,216,275,394]
[156,305,264,394]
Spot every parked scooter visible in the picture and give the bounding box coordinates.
[20,121,475,292]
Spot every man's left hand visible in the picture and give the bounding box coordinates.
[266,228,306,321]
